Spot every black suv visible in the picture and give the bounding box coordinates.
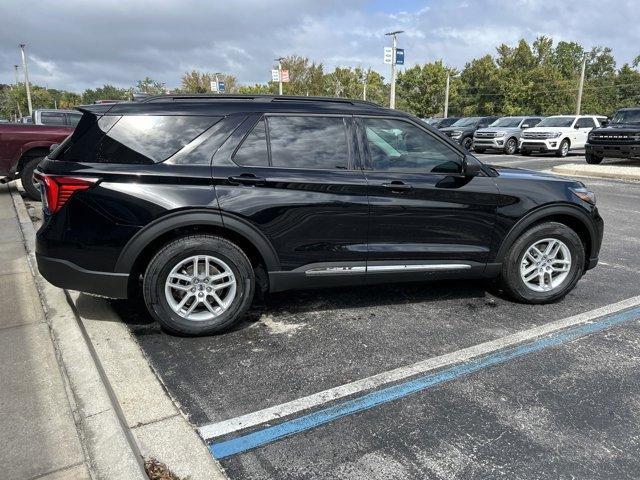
[35,95,603,335]
[440,116,500,150]
[585,107,640,164]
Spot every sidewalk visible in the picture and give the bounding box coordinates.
[0,184,90,479]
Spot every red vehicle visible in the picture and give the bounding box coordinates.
[0,123,73,200]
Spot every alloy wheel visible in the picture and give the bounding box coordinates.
[520,238,572,292]
[164,255,236,321]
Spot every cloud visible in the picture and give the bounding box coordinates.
[0,0,638,92]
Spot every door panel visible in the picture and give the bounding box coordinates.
[359,116,499,268]
[212,115,369,272]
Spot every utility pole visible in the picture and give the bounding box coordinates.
[275,57,284,96]
[576,55,587,115]
[444,72,450,118]
[385,30,403,109]
[19,44,33,116]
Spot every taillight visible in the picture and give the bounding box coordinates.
[33,173,99,213]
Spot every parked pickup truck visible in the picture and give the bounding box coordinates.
[0,123,74,200]
[585,107,640,164]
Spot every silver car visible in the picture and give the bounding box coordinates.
[473,116,543,154]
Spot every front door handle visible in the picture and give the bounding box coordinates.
[381,181,412,192]
[227,174,266,186]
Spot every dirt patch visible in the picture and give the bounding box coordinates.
[144,458,185,480]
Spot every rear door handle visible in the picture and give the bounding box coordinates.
[227,174,266,186]
[381,181,412,192]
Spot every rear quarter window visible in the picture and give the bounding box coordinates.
[55,114,221,164]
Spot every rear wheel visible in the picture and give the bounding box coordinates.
[585,152,604,164]
[20,156,43,201]
[555,139,570,157]
[504,137,518,155]
[143,235,255,335]
[500,222,584,304]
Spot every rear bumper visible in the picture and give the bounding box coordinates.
[36,254,129,298]
[586,143,640,159]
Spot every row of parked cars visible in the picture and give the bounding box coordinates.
[424,114,610,158]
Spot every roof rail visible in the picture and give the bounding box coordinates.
[141,93,383,108]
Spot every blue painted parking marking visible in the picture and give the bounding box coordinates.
[210,305,640,459]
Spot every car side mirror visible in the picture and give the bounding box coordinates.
[463,156,481,178]
[574,124,580,129]
[49,143,59,152]
[600,119,609,127]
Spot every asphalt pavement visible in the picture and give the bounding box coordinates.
[120,151,640,480]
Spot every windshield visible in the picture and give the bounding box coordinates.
[489,117,524,128]
[611,110,640,124]
[537,116,575,128]
[451,117,481,127]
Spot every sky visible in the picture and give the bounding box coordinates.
[1,0,639,92]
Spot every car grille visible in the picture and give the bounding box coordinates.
[589,133,639,143]
[521,132,554,140]
[475,132,498,138]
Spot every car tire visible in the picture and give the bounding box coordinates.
[555,139,570,157]
[143,235,255,336]
[500,222,584,304]
[21,156,43,201]
[521,150,531,156]
[462,137,473,151]
[504,137,518,155]
[585,152,604,164]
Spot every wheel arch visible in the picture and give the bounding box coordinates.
[495,204,597,269]
[17,146,49,172]
[115,210,280,293]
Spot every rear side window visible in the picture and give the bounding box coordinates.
[56,114,220,164]
[41,112,66,125]
[576,118,596,128]
[233,119,269,167]
[67,113,82,127]
[268,116,349,170]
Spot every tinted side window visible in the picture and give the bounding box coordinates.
[268,116,349,170]
[98,115,218,163]
[41,112,66,125]
[363,118,461,174]
[576,118,596,128]
[67,113,82,127]
[233,119,269,167]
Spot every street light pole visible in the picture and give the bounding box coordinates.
[19,44,33,116]
[385,31,403,109]
[275,57,284,96]
[576,55,587,115]
[444,72,450,118]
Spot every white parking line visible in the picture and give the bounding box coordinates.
[198,295,640,441]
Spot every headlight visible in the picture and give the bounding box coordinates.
[570,187,596,205]
[495,131,507,137]
[451,131,462,137]
[551,132,562,138]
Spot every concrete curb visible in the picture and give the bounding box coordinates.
[9,185,148,480]
[551,163,640,182]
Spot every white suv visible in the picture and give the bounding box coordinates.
[519,115,606,157]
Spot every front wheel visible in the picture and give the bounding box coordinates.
[555,139,570,157]
[504,137,518,155]
[500,222,584,304]
[21,156,43,201]
[461,137,473,151]
[143,235,255,335]
[585,152,604,164]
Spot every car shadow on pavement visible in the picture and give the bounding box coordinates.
[111,279,496,336]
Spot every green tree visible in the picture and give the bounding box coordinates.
[136,77,166,95]
[180,71,238,94]
[396,60,457,117]
[82,84,130,104]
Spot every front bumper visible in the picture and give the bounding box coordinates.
[473,137,507,150]
[519,139,561,152]
[36,254,129,298]
[586,143,640,159]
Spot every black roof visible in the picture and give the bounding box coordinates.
[79,94,390,116]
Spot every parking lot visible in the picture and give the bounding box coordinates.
[88,151,638,479]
